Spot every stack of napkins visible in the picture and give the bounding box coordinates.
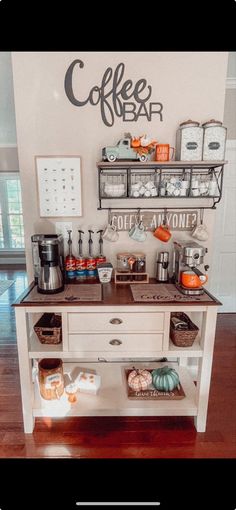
[76,371,101,395]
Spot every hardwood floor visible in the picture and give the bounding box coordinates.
[0,266,28,344]
[0,266,235,458]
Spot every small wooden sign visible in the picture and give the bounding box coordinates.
[110,210,198,231]
[125,369,185,400]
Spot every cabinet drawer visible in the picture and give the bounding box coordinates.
[68,312,164,333]
[68,333,163,353]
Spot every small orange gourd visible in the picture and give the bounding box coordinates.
[131,137,141,148]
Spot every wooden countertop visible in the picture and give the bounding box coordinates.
[13,279,222,307]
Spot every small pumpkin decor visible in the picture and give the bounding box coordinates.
[152,366,180,392]
[131,137,141,148]
[128,368,152,391]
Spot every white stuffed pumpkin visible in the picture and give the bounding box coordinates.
[140,135,151,147]
[128,368,152,391]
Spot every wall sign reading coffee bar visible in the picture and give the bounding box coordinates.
[64,60,163,127]
[110,210,198,231]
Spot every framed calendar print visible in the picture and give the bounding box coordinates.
[35,156,82,217]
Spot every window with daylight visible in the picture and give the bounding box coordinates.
[0,173,25,251]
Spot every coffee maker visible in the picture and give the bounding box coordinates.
[172,241,209,295]
[38,237,64,294]
[31,234,64,283]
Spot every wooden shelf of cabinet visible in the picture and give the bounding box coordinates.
[29,331,63,357]
[168,337,203,357]
[33,362,197,418]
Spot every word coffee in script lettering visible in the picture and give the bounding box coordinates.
[64,60,163,127]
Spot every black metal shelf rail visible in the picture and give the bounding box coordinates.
[97,162,225,210]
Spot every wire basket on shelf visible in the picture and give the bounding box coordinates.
[170,312,199,347]
[34,313,62,344]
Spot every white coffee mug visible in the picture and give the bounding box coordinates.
[129,222,147,242]
[208,182,217,195]
[192,223,209,241]
[181,180,190,189]
[151,188,158,196]
[145,180,155,190]
[102,224,119,242]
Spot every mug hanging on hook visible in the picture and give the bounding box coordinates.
[153,208,172,242]
[102,209,119,242]
[129,209,147,242]
[191,208,209,241]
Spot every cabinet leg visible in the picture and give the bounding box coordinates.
[15,308,35,433]
[23,414,35,434]
[194,308,218,433]
[194,414,206,432]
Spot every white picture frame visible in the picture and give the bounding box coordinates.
[35,156,82,217]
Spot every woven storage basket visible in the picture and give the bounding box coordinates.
[34,313,62,344]
[170,312,199,347]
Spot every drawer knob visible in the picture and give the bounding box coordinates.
[109,339,122,346]
[109,318,123,325]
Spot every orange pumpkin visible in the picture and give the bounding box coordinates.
[131,137,141,148]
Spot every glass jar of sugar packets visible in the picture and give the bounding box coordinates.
[202,119,227,161]
[176,120,204,161]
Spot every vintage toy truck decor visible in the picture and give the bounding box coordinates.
[102,136,151,162]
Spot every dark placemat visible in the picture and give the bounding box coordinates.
[22,284,102,302]
[130,283,214,302]
[125,368,185,400]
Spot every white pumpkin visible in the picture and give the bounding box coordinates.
[128,368,152,391]
[140,135,151,147]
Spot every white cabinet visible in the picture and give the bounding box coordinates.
[14,300,219,434]
[68,333,164,356]
[68,311,165,333]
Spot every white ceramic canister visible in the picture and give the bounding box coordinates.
[202,119,227,161]
[176,120,204,161]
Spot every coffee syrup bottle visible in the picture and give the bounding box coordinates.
[87,230,97,279]
[76,230,87,281]
[96,230,106,270]
[65,229,76,279]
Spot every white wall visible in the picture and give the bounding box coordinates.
[11,52,228,282]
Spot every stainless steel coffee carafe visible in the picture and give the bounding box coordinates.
[38,238,64,294]
[156,252,169,282]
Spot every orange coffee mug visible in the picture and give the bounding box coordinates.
[181,271,208,288]
[155,144,175,162]
[153,225,171,243]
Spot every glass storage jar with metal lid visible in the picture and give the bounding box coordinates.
[132,253,146,273]
[202,119,227,161]
[132,252,146,281]
[176,119,204,161]
[117,252,132,272]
